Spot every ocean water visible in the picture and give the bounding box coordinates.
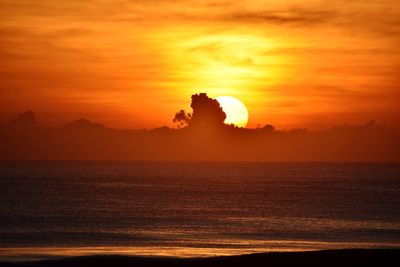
[0,161,399,260]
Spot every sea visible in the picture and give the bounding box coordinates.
[0,161,399,261]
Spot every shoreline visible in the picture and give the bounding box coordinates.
[1,249,399,267]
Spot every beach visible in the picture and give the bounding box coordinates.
[1,249,399,267]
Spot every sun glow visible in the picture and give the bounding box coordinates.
[177,32,283,93]
[155,27,287,98]
[216,96,249,128]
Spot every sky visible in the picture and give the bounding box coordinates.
[1,0,399,129]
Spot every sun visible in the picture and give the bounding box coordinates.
[216,96,249,128]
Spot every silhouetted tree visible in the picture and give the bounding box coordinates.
[173,110,191,128]
[189,93,226,129]
[7,111,39,128]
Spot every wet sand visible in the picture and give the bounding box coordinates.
[1,249,399,267]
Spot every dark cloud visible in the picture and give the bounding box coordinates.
[223,9,334,25]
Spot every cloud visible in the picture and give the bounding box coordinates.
[223,9,334,25]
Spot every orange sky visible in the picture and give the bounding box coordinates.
[1,0,399,129]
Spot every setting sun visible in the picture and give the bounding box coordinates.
[216,96,249,128]
[0,1,399,264]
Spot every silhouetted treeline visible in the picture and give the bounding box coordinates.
[0,109,399,161]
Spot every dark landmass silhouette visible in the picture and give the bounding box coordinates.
[0,249,399,267]
[0,93,399,161]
